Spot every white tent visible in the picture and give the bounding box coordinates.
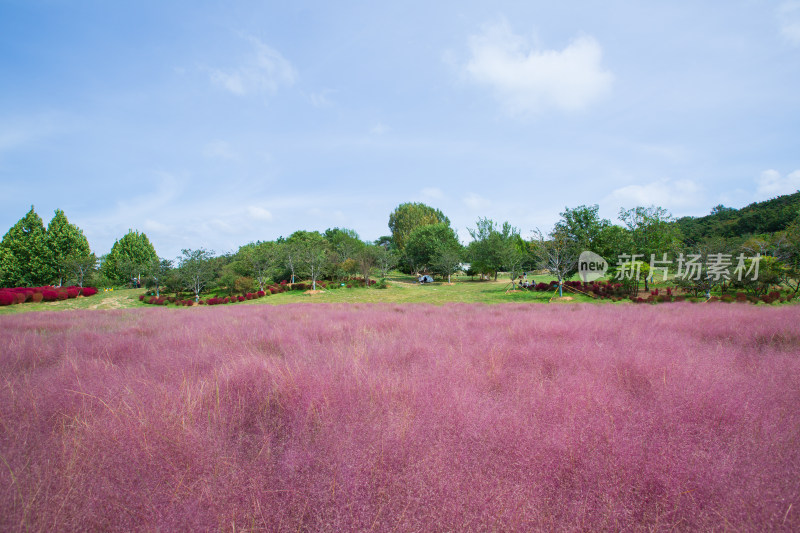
[418,275,434,283]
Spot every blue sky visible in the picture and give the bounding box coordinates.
[2,1,800,258]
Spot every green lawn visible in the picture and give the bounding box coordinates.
[0,275,603,314]
[249,275,591,305]
[0,288,147,315]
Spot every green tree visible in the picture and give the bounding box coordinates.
[64,252,97,289]
[179,248,214,302]
[0,206,52,287]
[388,202,449,251]
[324,227,365,280]
[466,218,520,281]
[431,241,463,284]
[533,228,579,297]
[242,241,279,292]
[374,245,399,278]
[102,230,158,286]
[777,218,800,294]
[292,231,330,290]
[47,209,91,286]
[146,258,173,297]
[404,222,460,276]
[554,204,629,262]
[619,205,682,261]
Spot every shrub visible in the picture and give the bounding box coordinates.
[81,287,98,297]
[31,292,43,303]
[0,292,14,306]
[41,289,58,302]
[139,294,146,301]
[66,288,79,299]
[257,290,266,298]
[238,296,245,302]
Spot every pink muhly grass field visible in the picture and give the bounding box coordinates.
[1,303,799,531]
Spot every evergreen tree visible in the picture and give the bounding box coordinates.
[0,206,52,286]
[46,209,91,286]
[102,230,158,285]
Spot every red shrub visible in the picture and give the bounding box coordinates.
[31,292,43,303]
[81,287,98,297]
[0,292,14,306]
[238,296,245,302]
[41,289,58,302]
[148,296,158,305]
[257,290,266,298]
[66,288,79,299]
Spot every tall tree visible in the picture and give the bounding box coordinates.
[374,245,398,278]
[244,241,279,292]
[619,205,682,261]
[355,245,380,287]
[293,231,330,290]
[388,202,449,251]
[554,204,630,260]
[324,227,365,280]
[47,209,91,286]
[179,248,214,302]
[102,230,158,285]
[404,222,461,276]
[431,241,463,284]
[533,228,579,297]
[146,258,173,297]
[466,218,520,281]
[0,206,52,287]
[64,252,97,289]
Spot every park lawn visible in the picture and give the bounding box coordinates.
[0,275,604,315]
[0,288,146,315]
[242,274,599,306]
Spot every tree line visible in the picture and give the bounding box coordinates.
[2,197,799,299]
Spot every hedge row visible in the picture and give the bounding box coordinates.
[521,280,795,304]
[0,286,98,306]
[138,291,269,306]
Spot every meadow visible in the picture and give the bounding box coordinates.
[1,303,799,531]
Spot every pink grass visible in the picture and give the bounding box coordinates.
[1,303,799,531]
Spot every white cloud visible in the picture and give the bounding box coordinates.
[463,19,613,115]
[421,187,444,199]
[142,219,173,234]
[756,169,800,198]
[608,179,703,209]
[778,2,800,45]
[463,192,490,210]
[207,35,296,96]
[246,206,273,221]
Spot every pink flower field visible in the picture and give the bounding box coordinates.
[1,303,799,531]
